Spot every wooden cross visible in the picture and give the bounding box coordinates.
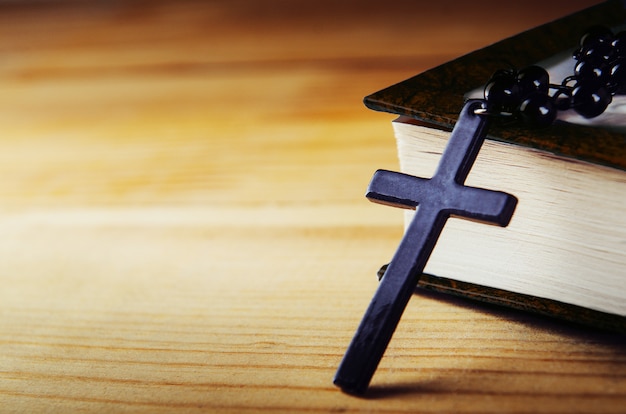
[334,99,518,395]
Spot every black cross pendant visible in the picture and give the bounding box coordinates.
[334,99,518,395]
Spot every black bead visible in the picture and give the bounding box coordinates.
[579,25,613,49]
[517,65,549,99]
[575,26,614,62]
[518,92,557,128]
[612,31,626,57]
[577,42,615,64]
[574,60,609,85]
[480,26,620,126]
[484,72,520,113]
[571,83,612,118]
[609,58,626,95]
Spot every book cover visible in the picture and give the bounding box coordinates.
[365,0,626,171]
[365,0,626,333]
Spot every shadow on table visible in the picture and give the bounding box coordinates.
[358,287,626,400]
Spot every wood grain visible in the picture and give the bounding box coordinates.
[0,1,624,412]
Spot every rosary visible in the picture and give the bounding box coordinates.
[334,25,625,395]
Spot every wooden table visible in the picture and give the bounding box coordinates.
[1,1,624,412]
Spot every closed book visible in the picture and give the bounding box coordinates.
[366,0,626,333]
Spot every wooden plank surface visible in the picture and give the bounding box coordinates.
[0,1,624,412]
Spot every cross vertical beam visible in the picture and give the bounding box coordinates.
[334,100,518,395]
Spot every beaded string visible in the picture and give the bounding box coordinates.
[479,25,626,127]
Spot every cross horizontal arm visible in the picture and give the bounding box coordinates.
[367,170,517,227]
[366,169,429,209]
[448,184,517,226]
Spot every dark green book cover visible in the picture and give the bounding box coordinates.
[366,0,626,333]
